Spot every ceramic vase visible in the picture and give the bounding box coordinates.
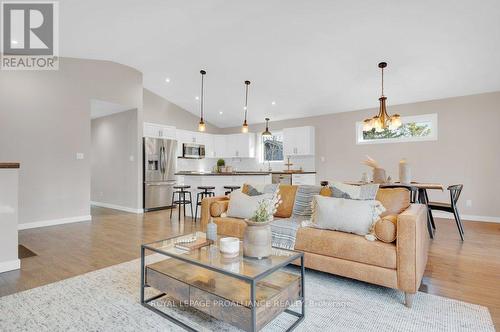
[399,159,412,184]
[243,220,272,259]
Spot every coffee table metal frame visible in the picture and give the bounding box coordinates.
[140,234,305,332]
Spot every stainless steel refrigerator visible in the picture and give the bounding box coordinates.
[143,137,177,211]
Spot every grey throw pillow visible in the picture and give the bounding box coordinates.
[329,182,379,200]
[246,185,263,196]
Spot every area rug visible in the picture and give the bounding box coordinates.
[0,255,494,332]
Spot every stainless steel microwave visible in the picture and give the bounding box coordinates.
[182,143,205,159]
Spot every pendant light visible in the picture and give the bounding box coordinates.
[198,70,206,132]
[262,118,272,136]
[363,62,402,132]
[241,80,251,133]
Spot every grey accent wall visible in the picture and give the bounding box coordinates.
[143,89,219,133]
[91,109,139,209]
[0,58,143,225]
[221,91,500,218]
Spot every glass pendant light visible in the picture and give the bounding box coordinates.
[241,80,250,133]
[362,62,402,132]
[262,118,272,136]
[198,70,206,132]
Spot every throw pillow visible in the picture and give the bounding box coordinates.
[329,181,380,200]
[242,183,279,196]
[374,214,398,243]
[246,185,263,196]
[210,200,229,217]
[226,190,272,220]
[274,185,298,218]
[292,185,322,216]
[375,188,410,217]
[310,195,386,236]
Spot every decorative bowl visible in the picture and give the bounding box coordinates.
[219,237,240,256]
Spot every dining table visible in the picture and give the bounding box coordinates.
[344,181,445,239]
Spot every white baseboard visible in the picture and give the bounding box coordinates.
[432,211,500,223]
[90,201,143,214]
[0,259,21,273]
[18,215,92,230]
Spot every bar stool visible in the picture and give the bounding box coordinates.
[224,185,241,196]
[170,185,193,221]
[194,186,216,222]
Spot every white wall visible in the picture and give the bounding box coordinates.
[0,58,143,227]
[143,89,219,133]
[0,168,20,272]
[91,109,140,212]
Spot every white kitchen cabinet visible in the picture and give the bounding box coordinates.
[143,123,176,139]
[225,133,256,158]
[292,173,316,185]
[283,126,315,156]
[201,133,215,158]
[213,135,227,159]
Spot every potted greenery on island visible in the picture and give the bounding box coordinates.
[216,159,225,173]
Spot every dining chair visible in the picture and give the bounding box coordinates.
[428,184,464,241]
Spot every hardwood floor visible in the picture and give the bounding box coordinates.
[0,207,499,329]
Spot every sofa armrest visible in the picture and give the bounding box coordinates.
[200,196,229,231]
[396,203,430,293]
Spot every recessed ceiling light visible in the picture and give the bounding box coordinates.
[11,40,18,45]
[165,77,171,83]
[271,101,276,105]
[219,111,223,115]
[195,96,199,100]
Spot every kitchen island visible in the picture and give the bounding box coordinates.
[175,171,272,197]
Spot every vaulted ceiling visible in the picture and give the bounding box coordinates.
[60,0,500,127]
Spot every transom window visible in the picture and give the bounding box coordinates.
[356,114,438,144]
[262,132,284,162]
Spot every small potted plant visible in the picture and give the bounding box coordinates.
[217,159,225,173]
[243,190,282,259]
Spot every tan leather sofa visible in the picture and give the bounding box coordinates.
[200,185,430,307]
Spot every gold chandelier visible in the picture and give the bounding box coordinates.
[363,62,402,132]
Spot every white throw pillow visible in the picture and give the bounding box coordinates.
[309,195,385,236]
[226,190,272,220]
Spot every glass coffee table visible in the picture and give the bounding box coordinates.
[141,232,305,332]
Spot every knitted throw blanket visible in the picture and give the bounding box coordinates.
[270,217,307,250]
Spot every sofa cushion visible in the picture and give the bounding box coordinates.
[274,184,298,218]
[295,227,397,269]
[292,185,322,216]
[374,214,398,243]
[376,188,410,217]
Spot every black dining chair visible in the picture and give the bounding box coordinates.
[428,184,464,241]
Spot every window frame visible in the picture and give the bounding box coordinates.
[260,131,284,163]
[355,113,438,145]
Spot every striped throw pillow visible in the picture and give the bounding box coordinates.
[292,185,322,216]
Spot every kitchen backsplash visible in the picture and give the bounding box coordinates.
[177,156,315,172]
